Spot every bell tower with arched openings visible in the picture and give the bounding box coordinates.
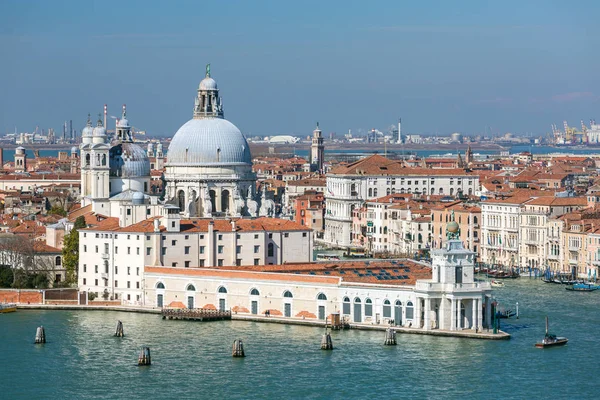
[80,113,110,208]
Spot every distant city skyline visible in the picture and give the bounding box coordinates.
[1,0,599,137]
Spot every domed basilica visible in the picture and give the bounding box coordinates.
[164,65,272,218]
[79,65,273,221]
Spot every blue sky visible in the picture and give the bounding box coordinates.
[0,0,598,138]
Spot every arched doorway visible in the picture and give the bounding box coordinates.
[394,300,402,326]
[221,189,230,213]
[186,284,196,309]
[353,297,362,323]
[209,190,216,212]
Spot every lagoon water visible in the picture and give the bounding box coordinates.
[1,278,599,399]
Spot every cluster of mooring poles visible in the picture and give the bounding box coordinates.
[34,319,404,363]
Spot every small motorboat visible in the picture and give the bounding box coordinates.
[0,303,17,313]
[491,280,505,288]
[495,309,516,319]
[535,317,568,348]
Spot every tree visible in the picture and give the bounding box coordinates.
[62,216,86,285]
[48,205,67,217]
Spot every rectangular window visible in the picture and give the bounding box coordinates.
[136,267,139,276]
[136,247,140,255]
[254,258,260,265]
[95,265,98,273]
[185,261,190,268]
[115,280,118,288]
[127,267,131,275]
[254,234,259,239]
[218,259,224,266]
[146,235,150,240]
[127,235,131,240]
[115,266,118,274]
[172,262,177,267]
[199,246,205,254]
[236,234,241,239]
[218,246,224,254]
[185,235,189,240]
[83,278,86,285]
[136,282,140,289]
[200,235,204,239]
[127,281,131,288]
[162,247,166,255]
[284,233,289,238]
[218,234,223,240]
[115,246,118,254]
[127,247,131,255]
[172,240,177,246]
[268,233,273,239]
[199,259,205,267]
[127,209,131,216]
[254,245,260,253]
[83,245,87,252]
[146,247,151,256]
[136,235,140,240]
[236,245,242,254]
[184,246,190,254]
[95,279,98,286]
[83,264,87,273]
[95,245,98,253]
[236,259,242,266]
[127,294,131,301]
[302,232,307,237]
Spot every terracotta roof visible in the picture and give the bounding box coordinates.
[329,154,473,176]
[526,197,588,206]
[67,204,92,221]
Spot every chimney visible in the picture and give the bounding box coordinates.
[231,219,236,232]
[153,219,160,233]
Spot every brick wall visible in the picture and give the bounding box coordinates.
[0,289,43,304]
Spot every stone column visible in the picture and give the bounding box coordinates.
[477,298,483,331]
[457,299,462,329]
[414,297,421,329]
[450,299,456,331]
[439,298,445,330]
[424,298,431,330]
[485,296,491,329]
[472,299,477,331]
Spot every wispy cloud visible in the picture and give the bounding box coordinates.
[366,25,548,34]
[550,92,598,103]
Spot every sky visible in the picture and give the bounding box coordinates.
[0,0,599,138]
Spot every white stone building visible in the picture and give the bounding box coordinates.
[324,154,478,248]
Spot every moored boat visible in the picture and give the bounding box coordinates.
[566,283,598,292]
[0,303,17,313]
[495,309,516,319]
[491,280,505,288]
[535,316,568,348]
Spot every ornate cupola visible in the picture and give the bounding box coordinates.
[193,64,224,119]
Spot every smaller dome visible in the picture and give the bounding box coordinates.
[93,125,106,137]
[109,142,151,178]
[447,221,459,233]
[82,125,93,137]
[199,77,217,90]
[118,118,129,127]
[70,146,78,154]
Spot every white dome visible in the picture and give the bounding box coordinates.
[199,77,217,90]
[118,118,129,127]
[70,146,78,154]
[82,125,93,137]
[167,118,251,166]
[93,126,106,137]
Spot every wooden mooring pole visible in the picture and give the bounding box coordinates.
[138,347,151,366]
[321,333,333,350]
[384,328,397,345]
[35,326,46,344]
[115,320,124,337]
[232,339,245,357]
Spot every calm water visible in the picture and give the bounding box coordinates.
[1,279,598,399]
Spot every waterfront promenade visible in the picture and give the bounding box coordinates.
[15,303,509,340]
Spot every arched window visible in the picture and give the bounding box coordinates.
[439,188,443,194]
[368,188,373,197]
[55,256,61,266]
[386,188,391,195]
[406,301,414,319]
[365,298,373,316]
[317,293,327,300]
[342,296,351,315]
[383,227,388,234]
[85,154,90,166]
[267,242,274,257]
[430,187,435,195]
[101,154,106,166]
[374,188,378,197]
[156,282,165,289]
[250,288,260,296]
[383,299,391,318]
[218,286,227,293]
[221,189,230,213]
[395,300,402,306]
[354,297,361,303]
[450,188,454,196]
[186,284,196,291]
[473,216,478,224]
[283,290,293,298]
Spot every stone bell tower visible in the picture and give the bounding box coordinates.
[310,123,324,173]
